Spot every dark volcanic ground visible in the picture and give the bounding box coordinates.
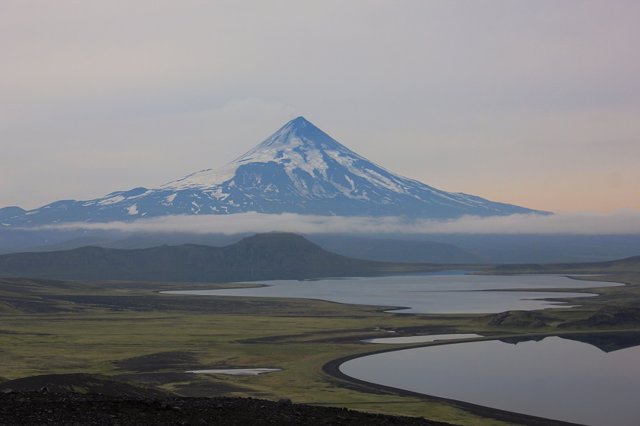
[0,391,449,426]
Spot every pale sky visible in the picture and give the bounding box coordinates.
[1,0,639,213]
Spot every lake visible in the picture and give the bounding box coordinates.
[166,273,617,314]
[340,334,640,426]
[167,273,629,424]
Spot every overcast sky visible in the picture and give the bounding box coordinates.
[1,0,638,213]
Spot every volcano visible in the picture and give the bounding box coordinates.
[0,116,544,226]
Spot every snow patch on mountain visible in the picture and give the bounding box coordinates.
[163,193,177,204]
[98,195,125,206]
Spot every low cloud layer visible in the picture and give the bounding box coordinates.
[36,211,640,235]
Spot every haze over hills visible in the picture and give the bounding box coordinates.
[1,231,639,283]
[0,117,544,227]
[488,254,640,274]
[0,233,438,282]
[1,227,639,264]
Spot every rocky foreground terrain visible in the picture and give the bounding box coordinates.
[0,390,449,426]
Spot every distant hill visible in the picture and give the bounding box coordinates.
[0,231,480,263]
[488,255,640,274]
[0,206,25,221]
[0,374,168,398]
[307,234,480,264]
[3,228,639,264]
[0,233,439,282]
[427,234,640,264]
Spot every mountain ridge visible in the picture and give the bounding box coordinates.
[1,117,545,226]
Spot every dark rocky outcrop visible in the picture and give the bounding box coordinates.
[487,310,553,328]
[558,306,640,328]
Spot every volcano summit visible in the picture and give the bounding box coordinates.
[0,117,543,226]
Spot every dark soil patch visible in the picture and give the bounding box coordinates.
[48,293,353,316]
[113,373,249,397]
[113,372,198,385]
[172,380,248,397]
[53,294,267,313]
[0,296,75,314]
[113,351,200,372]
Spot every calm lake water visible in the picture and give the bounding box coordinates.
[340,335,640,426]
[166,273,617,314]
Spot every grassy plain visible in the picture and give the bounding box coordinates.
[1,272,639,425]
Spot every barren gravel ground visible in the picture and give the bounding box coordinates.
[0,391,449,426]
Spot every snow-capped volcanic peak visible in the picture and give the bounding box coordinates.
[236,117,344,176]
[162,116,416,199]
[3,116,546,226]
[163,117,366,191]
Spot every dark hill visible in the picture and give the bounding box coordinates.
[0,233,433,282]
[0,373,167,398]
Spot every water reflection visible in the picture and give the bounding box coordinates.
[340,332,640,426]
[500,331,640,353]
